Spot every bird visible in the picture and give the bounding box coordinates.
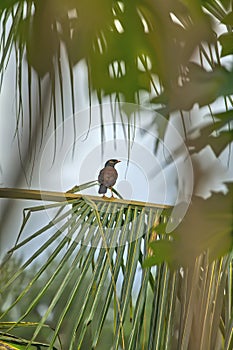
[98,159,121,198]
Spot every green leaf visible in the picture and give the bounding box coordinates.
[219,32,233,57]
[151,64,231,111]
[143,240,173,267]
[144,185,233,268]
[188,109,233,156]
[190,129,233,156]
[221,11,233,25]
[0,0,19,11]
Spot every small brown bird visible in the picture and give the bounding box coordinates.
[98,159,121,197]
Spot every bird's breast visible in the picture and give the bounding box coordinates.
[98,167,118,187]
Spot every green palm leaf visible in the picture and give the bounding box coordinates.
[0,187,232,349]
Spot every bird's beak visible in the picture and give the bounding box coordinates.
[117,160,121,163]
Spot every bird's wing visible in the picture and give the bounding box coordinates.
[98,168,105,183]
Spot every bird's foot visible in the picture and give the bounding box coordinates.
[101,194,116,200]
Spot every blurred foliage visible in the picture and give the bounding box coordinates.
[0,0,232,106]
[2,0,212,100]
[187,109,233,156]
[144,183,233,268]
[0,0,233,167]
[152,63,233,111]
[1,0,233,349]
[0,0,233,166]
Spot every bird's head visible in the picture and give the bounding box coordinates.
[104,159,121,167]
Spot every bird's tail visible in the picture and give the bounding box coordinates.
[98,184,107,194]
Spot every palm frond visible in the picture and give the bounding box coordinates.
[0,191,163,349]
[0,187,232,349]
